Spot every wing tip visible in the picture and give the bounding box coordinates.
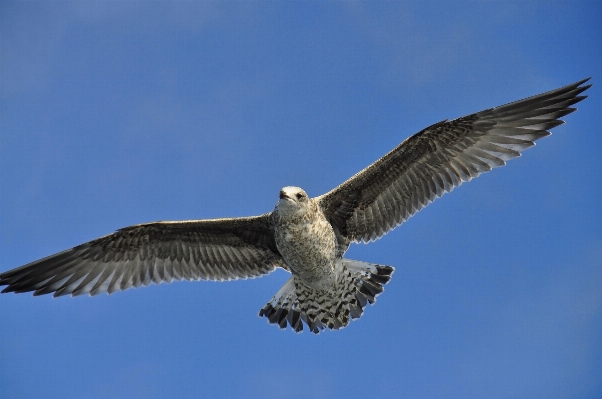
[1,286,14,294]
[569,77,591,91]
[570,79,592,100]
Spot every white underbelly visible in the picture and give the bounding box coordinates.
[275,218,337,290]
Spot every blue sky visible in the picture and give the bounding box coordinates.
[1,1,600,398]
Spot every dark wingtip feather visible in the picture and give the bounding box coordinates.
[33,286,57,296]
[32,289,51,296]
[565,77,591,90]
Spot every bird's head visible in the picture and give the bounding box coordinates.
[277,186,310,216]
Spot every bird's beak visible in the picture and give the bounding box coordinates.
[279,190,288,200]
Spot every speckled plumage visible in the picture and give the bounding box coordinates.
[259,259,394,333]
[0,79,590,333]
[272,190,337,290]
[262,187,392,332]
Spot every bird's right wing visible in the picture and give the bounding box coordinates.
[0,214,285,297]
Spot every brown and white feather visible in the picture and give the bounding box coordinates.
[0,215,285,297]
[318,78,591,243]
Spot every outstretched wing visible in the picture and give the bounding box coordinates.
[0,214,284,297]
[319,78,591,243]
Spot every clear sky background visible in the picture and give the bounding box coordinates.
[1,2,600,398]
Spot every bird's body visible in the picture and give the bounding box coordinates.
[0,78,591,333]
[265,186,393,332]
[273,187,337,290]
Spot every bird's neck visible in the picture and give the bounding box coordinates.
[276,200,321,225]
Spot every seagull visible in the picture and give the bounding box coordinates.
[0,78,591,333]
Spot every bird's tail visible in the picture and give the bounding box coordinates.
[258,259,394,333]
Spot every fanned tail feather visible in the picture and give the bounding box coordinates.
[259,259,394,333]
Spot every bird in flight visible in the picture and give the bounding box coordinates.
[0,78,591,333]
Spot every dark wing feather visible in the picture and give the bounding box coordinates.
[0,214,284,297]
[318,78,591,243]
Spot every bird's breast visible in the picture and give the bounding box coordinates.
[274,212,337,290]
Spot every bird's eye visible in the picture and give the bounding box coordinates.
[296,193,303,199]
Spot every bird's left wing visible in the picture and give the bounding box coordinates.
[318,78,591,243]
[0,214,285,297]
